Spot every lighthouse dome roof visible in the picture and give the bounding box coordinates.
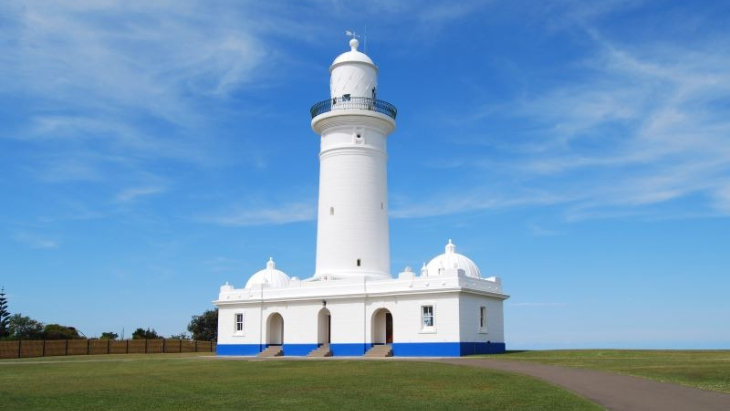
[330,38,376,72]
[245,258,291,289]
[424,240,481,279]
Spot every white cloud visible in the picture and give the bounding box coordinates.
[115,186,166,203]
[0,1,269,123]
[13,232,59,249]
[0,1,279,191]
[527,224,565,237]
[203,201,316,226]
[421,25,730,221]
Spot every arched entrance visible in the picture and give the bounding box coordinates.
[371,308,393,345]
[266,313,284,346]
[317,308,331,345]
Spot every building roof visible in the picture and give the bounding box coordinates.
[330,38,376,72]
[245,258,291,289]
[425,240,482,279]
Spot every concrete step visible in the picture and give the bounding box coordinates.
[258,346,283,358]
[364,344,393,357]
[307,344,333,358]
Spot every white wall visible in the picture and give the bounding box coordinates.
[459,293,505,343]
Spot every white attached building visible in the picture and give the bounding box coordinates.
[215,38,508,357]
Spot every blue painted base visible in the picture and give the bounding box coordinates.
[391,342,506,357]
[217,342,505,357]
[330,343,369,356]
[217,344,262,356]
[282,343,318,356]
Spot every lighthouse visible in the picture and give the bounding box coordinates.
[310,37,397,281]
[215,37,508,358]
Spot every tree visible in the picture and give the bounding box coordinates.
[169,332,189,340]
[0,287,9,339]
[42,324,81,340]
[132,328,159,339]
[99,332,118,340]
[188,308,218,341]
[8,314,44,340]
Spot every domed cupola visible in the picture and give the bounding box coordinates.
[424,240,482,279]
[329,38,378,101]
[245,257,291,289]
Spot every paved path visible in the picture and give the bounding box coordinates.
[435,358,730,411]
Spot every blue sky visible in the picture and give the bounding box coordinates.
[1,0,729,348]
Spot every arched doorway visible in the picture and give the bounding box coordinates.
[371,308,393,345]
[317,308,331,345]
[266,313,284,346]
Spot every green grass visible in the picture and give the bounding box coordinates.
[492,349,730,393]
[0,353,603,411]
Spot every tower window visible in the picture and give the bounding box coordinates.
[330,207,334,216]
[356,259,361,267]
[356,133,362,139]
[342,94,351,101]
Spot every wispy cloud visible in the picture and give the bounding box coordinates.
[409,15,730,221]
[202,201,316,227]
[0,1,281,191]
[528,224,565,237]
[115,186,166,203]
[13,232,59,249]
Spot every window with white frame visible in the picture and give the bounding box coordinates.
[421,305,434,328]
[235,313,244,333]
[479,306,487,332]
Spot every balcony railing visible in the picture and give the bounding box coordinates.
[310,97,397,120]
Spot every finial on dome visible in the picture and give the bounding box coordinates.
[421,262,428,276]
[267,257,275,270]
[349,38,359,51]
[445,239,456,253]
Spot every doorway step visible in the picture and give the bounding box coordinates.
[307,344,333,357]
[258,346,283,358]
[364,344,393,357]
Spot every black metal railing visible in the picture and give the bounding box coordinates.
[310,97,397,120]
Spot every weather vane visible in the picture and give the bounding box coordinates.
[345,29,367,52]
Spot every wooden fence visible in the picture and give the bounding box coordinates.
[0,339,217,359]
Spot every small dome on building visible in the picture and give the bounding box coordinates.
[425,240,481,279]
[245,257,291,289]
[331,38,376,70]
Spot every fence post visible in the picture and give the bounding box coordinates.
[87,339,90,355]
[145,338,148,354]
[42,339,46,357]
[162,338,166,354]
[65,339,69,356]
[18,338,21,358]
[126,339,129,354]
[180,339,182,353]
[194,340,197,352]
[107,338,111,354]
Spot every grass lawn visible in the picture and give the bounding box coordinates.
[493,350,730,393]
[0,353,603,411]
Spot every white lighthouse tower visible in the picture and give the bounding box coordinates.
[310,37,397,281]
